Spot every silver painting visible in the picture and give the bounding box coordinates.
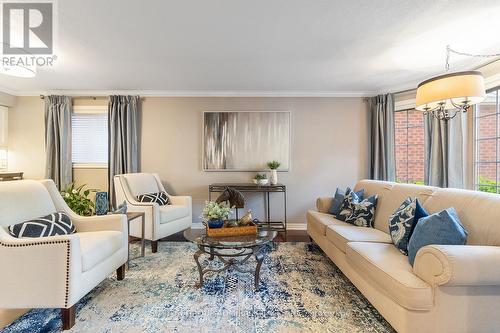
[203,112,290,171]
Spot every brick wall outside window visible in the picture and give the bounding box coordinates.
[395,109,425,184]
[475,89,500,193]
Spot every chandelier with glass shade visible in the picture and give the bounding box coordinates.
[415,46,499,120]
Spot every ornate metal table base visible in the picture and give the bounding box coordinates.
[193,245,265,290]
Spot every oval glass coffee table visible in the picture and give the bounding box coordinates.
[183,228,277,291]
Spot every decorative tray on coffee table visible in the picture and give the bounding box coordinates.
[205,219,257,237]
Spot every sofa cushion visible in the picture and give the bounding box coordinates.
[8,212,76,238]
[306,210,345,236]
[79,231,123,272]
[326,224,392,253]
[346,242,433,310]
[159,205,190,224]
[353,180,437,233]
[408,208,468,266]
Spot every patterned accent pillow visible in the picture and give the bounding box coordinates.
[336,189,378,227]
[328,187,365,215]
[388,198,429,255]
[8,212,76,238]
[137,191,170,205]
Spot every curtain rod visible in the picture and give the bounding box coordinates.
[39,95,144,100]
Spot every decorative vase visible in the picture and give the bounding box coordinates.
[270,169,278,185]
[208,219,224,228]
[95,192,109,215]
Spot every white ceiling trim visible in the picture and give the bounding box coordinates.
[6,89,377,98]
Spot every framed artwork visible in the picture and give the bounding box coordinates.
[203,111,290,171]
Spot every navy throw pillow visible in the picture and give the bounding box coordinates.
[137,191,170,205]
[336,189,378,227]
[328,187,365,215]
[407,208,467,266]
[388,198,429,255]
[8,212,76,238]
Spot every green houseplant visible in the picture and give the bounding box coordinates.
[202,201,232,228]
[60,183,98,216]
[267,160,281,185]
[253,173,269,185]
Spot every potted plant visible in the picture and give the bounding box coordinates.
[202,201,232,228]
[267,160,281,185]
[253,173,269,185]
[60,183,98,216]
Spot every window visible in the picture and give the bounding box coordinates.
[474,89,499,193]
[72,108,108,165]
[394,109,425,184]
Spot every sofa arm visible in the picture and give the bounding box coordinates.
[0,229,81,308]
[413,245,500,287]
[316,197,333,213]
[169,195,192,207]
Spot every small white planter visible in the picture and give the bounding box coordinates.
[270,169,278,185]
[253,178,269,185]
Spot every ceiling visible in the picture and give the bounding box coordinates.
[1,0,500,96]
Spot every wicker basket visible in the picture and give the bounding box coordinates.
[205,222,257,237]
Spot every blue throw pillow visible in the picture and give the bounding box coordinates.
[328,187,365,215]
[407,208,467,266]
[336,189,378,227]
[388,198,429,255]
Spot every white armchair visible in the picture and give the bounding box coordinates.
[0,179,128,330]
[114,173,192,252]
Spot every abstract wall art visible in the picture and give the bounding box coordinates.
[203,111,290,171]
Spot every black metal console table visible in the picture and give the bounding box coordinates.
[208,183,287,233]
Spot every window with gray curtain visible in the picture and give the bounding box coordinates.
[474,88,500,193]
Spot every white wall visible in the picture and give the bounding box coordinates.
[7,96,369,225]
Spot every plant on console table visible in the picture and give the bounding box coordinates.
[60,183,98,216]
[267,160,281,185]
[202,201,233,229]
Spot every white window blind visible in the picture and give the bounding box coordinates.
[72,112,108,164]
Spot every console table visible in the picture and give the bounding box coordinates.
[208,183,287,233]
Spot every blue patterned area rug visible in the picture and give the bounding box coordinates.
[3,242,394,333]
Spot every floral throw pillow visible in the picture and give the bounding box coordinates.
[336,189,378,227]
[389,197,428,255]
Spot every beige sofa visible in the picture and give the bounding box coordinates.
[307,179,500,333]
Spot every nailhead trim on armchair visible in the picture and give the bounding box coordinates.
[0,240,71,307]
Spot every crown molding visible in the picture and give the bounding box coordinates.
[0,89,377,98]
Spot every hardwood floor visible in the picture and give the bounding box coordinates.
[158,229,310,243]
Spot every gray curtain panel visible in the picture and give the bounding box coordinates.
[424,113,468,188]
[44,95,73,190]
[108,95,139,206]
[369,94,396,181]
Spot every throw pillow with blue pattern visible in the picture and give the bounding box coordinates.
[336,189,378,227]
[328,187,365,215]
[388,198,428,255]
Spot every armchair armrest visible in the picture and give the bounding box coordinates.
[169,195,192,207]
[413,245,500,287]
[316,197,333,213]
[0,229,81,308]
[71,213,127,233]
